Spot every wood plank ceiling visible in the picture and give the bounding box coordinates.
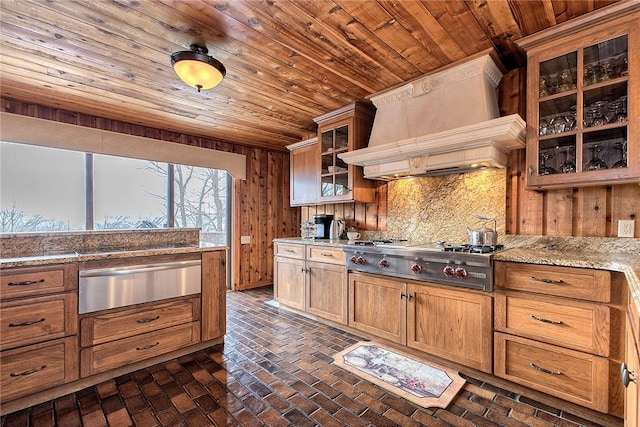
[0,0,619,151]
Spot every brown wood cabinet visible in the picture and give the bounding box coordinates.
[517,6,639,190]
[313,102,376,204]
[623,315,639,427]
[287,137,319,206]
[274,243,306,311]
[79,296,201,378]
[494,261,623,416]
[348,273,493,372]
[201,250,226,341]
[408,283,493,373]
[0,263,79,403]
[274,242,348,324]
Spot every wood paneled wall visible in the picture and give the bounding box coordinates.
[506,149,640,237]
[300,182,387,232]
[1,97,300,290]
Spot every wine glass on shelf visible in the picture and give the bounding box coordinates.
[613,140,628,168]
[538,152,556,175]
[558,146,576,174]
[585,143,608,171]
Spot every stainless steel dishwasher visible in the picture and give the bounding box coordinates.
[79,259,201,314]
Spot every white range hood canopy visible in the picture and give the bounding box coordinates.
[339,53,526,180]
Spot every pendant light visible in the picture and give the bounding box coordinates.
[171,44,226,92]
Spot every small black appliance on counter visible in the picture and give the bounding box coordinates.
[312,214,333,239]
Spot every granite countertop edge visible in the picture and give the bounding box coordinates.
[0,243,227,268]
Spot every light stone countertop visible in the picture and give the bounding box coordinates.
[273,237,351,247]
[0,242,227,269]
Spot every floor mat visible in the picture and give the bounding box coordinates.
[333,340,465,409]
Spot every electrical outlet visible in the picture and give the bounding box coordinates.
[240,235,251,244]
[617,220,635,238]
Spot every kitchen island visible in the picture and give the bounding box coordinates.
[0,229,227,415]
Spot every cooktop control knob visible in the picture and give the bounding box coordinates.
[443,266,454,277]
[379,259,390,268]
[356,256,366,265]
[454,267,467,278]
[349,256,357,264]
[411,264,422,273]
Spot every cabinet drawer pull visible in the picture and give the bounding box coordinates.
[621,362,637,388]
[136,341,160,351]
[529,362,562,375]
[530,276,564,284]
[284,249,295,253]
[7,279,45,286]
[136,316,160,324]
[320,252,334,257]
[10,365,46,377]
[530,315,563,325]
[9,318,46,327]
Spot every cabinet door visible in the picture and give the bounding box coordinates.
[624,316,639,427]
[290,142,319,206]
[523,14,639,189]
[319,117,354,203]
[202,251,226,341]
[348,273,406,344]
[306,261,347,324]
[408,283,493,373]
[274,256,305,310]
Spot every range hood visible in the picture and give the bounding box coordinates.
[339,54,526,180]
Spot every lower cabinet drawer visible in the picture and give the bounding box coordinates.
[495,291,610,356]
[80,297,200,347]
[1,292,77,351]
[80,322,200,377]
[1,336,79,402]
[306,246,345,265]
[494,332,609,413]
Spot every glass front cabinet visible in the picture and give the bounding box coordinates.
[518,5,639,189]
[314,102,376,203]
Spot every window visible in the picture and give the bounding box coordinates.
[1,142,85,231]
[174,165,229,245]
[0,142,230,239]
[93,155,168,229]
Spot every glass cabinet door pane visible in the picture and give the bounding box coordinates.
[583,127,628,171]
[321,154,332,175]
[583,82,627,128]
[583,35,628,87]
[335,174,349,196]
[335,126,348,150]
[539,95,577,136]
[321,176,334,197]
[538,136,577,175]
[539,52,577,96]
[321,130,333,153]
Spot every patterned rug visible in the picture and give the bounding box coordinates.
[333,341,465,409]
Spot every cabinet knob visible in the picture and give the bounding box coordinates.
[621,362,637,388]
[528,165,535,176]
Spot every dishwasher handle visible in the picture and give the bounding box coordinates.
[79,260,201,278]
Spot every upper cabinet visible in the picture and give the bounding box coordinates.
[314,102,376,204]
[287,137,319,206]
[517,4,639,189]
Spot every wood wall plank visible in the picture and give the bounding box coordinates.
[543,189,574,236]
